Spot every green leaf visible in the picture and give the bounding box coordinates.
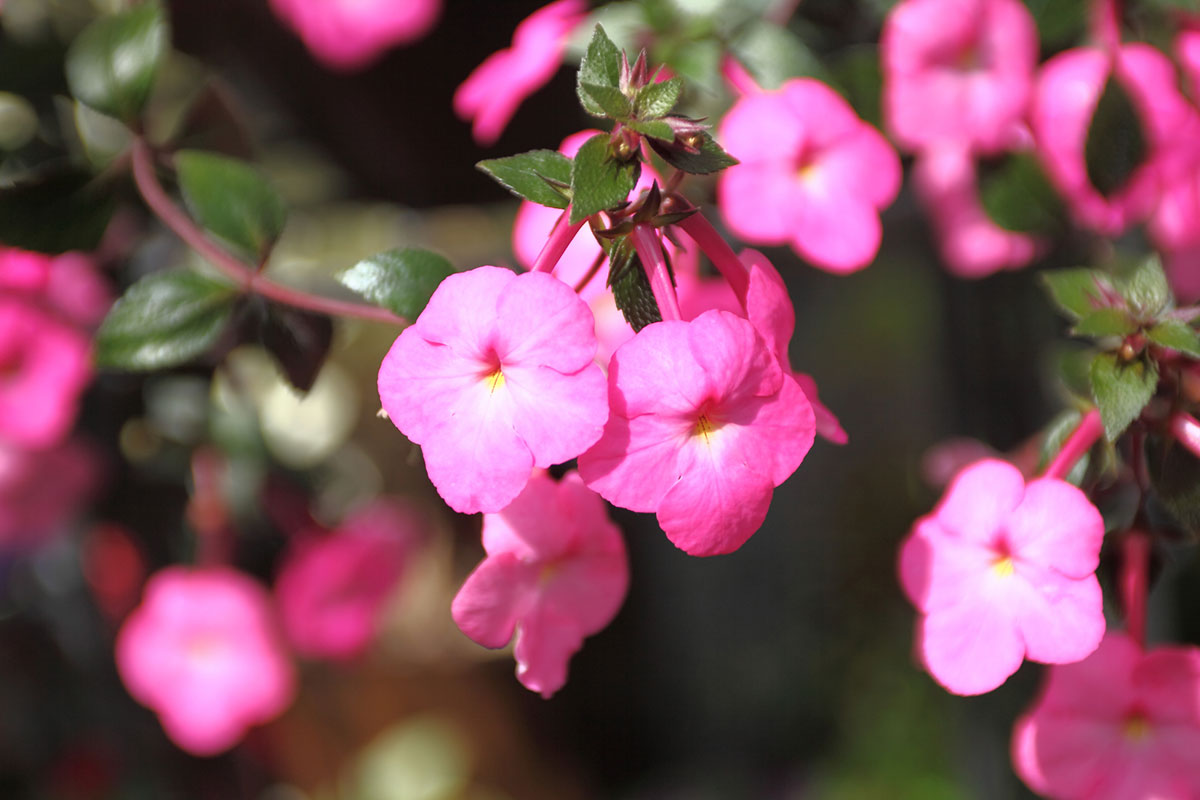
[1040,269,1114,320]
[1147,319,1200,357]
[1023,0,1088,49]
[337,248,460,320]
[625,119,675,141]
[1119,254,1170,318]
[606,239,661,331]
[636,77,683,118]
[259,303,333,393]
[648,130,738,175]
[476,149,572,209]
[978,152,1064,234]
[577,25,623,117]
[0,167,115,253]
[580,82,632,119]
[728,20,826,90]
[175,150,287,262]
[65,1,167,122]
[1072,308,1137,338]
[95,270,238,370]
[1089,352,1158,440]
[569,133,638,225]
[1085,75,1147,197]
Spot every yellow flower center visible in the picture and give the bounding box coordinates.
[485,369,505,393]
[694,414,719,444]
[1124,713,1152,742]
[992,556,1015,577]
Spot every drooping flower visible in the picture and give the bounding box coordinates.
[454,0,587,146]
[115,567,296,756]
[268,0,440,71]
[881,0,1038,155]
[0,298,92,449]
[913,145,1043,277]
[378,267,608,514]
[899,459,1106,695]
[275,499,420,660]
[451,471,627,697]
[578,309,814,556]
[1013,632,1200,799]
[1031,43,1193,235]
[717,78,901,273]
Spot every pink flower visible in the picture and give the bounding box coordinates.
[275,499,420,660]
[881,0,1038,154]
[717,79,901,273]
[0,298,92,449]
[0,248,113,327]
[578,309,815,556]
[268,0,440,71]
[454,0,587,146]
[1013,632,1200,799]
[0,439,98,549]
[378,266,608,514]
[1177,27,1200,101]
[115,567,296,756]
[899,459,1106,695]
[451,471,627,697]
[913,145,1043,277]
[1031,43,1192,235]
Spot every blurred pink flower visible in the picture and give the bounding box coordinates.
[881,0,1038,154]
[454,0,587,146]
[1177,27,1200,100]
[275,499,420,660]
[0,248,112,327]
[0,439,98,549]
[378,267,608,514]
[899,459,1106,695]
[1013,632,1200,799]
[579,309,814,556]
[116,567,296,756]
[913,145,1043,277]
[268,0,440,71]
[452,471,627,697]
[1031,43,1192,235]
[717,79,900,273]
[0,299,92,449]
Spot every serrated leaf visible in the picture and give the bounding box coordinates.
[569,133,638,225]
[606,239,661,331]
[1120,254,1170,318]
[636,78,683,118]
[95,270,237,370]
[979,152,1064,234]
[476,149,572,209]
[0,168,115,253]
[175,150,287,262]
[1147,319,1200,357]
[577,25,623,117]
[1089,352,1158,440]
[625,119,674,141]
[581,82,632,119]
[65,2,167,122]
[1085,75,1146,197]
[1072,307,1137,338]
[1041,269,1114,320]
[648,131,738,175]
[260,304,333,393]
[338,248,460,320]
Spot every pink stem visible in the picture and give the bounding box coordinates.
[1120,530,1150,647]
[631,224,681,321]
[1042,408,1104,480]
[130,139,407,327]
[1091,0,1121,50]
[1169,411,1200,459]
[677,212,750,304]
[720,54,763,96]
[531,209,585,274]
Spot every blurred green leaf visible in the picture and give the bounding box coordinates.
[1040,268,1114,320]
[1023,0,1088,50]
[1085,75,1146,197]
[476,149,572,209]
[1037,408,1088,482]
[96,270,237,370]
[1119,254,1170,318]
[338,248,461,320]
[979,152,1064,233]
[175,150,287,262]
[0,167,115,253]
[648,130,737,175]
[259,303,333,393]
[832,45,883,129]
[1089,352,1158,440]
[636,77,682,118]
[729,20,826,89]
[65,1,167,122]
[569,133,638,224]
[1072,308,1137,338]
[577,25,623,117]
[1147,319,1200,356]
